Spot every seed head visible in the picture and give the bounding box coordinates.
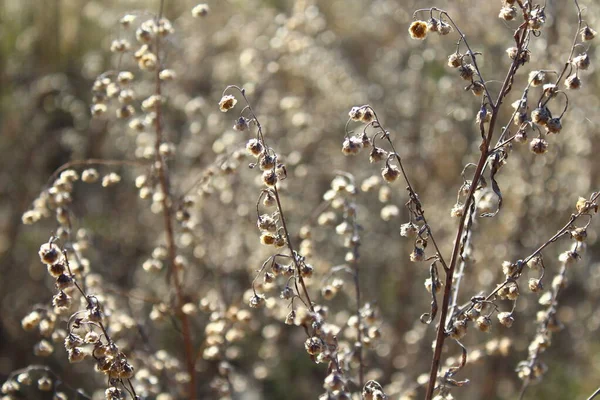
[39,242,62,265]
[262,170,278,187]
[458,64,475,80]
[565,73,581,90]
[572,53,590,70]
[570,227,587,241]
[192,3,210,17]
[341,136,363,156]
[529,137,549,155]
[476,315,492,332]
[447,53,462,68]
[531,107,551,125]
[304,336,325,355]
[545,118,562,134]
[246,138,263,157]
[249,293,266,308]
[581,26,597,41]
[408,20,428,40]
[409,246,425,262]
[470,81,485,96]
[219,95,237,112]
[499,6,517,21]
[497,312,514,328]
[528,71,546,87]
[400,222,419,238]
[381,165,400,183]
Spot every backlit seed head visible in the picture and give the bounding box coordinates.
[233,116,249,131]
[321,285,337,300]
[304,336,325,355]
[528,278,543,293]
[56,274,74,290]
[499,6,517,21]
[529,137,548,155]
[246,139,263,156]
[581,26,597,41]
[409,246,425,262]
[572,53,590,70]
[458,64,475,80]
[219,95,237,112]
[260,232,277,246]
[447,53,462,68]
[424,277,442,294]
[361,108,374,123]
[262,170,278,187]
[542,83,558,97]
[263,191,276,207]
[192,3,210,17]
[249,293,265,308]
[409,20,428,40]
[400,222,419,238]
[565,74,581,90]
[476,316,492,332]
[37,376,53,391]
[497,312,514,328]
[545,118,562,134]
[348,106,364,121]
[531,107,551,125]
[471,81,485,96]
[341,136,363,156]
[81,169,99,183]
[570,227,587,241]
[381,165,400,183]
[259,154,276,171]
[438,21,453,35]
[91,103,107,117]
[450,202,464,218]
[528,9,546,31]
[528,71,546,87]
[39,243,62,265]
[450,319,467,340]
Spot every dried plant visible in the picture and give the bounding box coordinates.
[2,1,600,400]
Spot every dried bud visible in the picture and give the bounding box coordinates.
[341,136,363,156]
[531,107,551,125]
[545,118,562,134]
[528,278,543,293]
[497,312,514,328]
[246,138,263,157]
[476,316,492,332]
[529,137,549,155]
[448,53,462,68]
[192,3,210,17]
[304,336,325,355]
[218,95,237,112]
[565,73,581,90]
[381,165,400,183]
[499,6,517,21]
[458,64,475,80]
[572,53,590,70]
[369,147,387,163]
[408,20,428,40]
[580,26,597,41]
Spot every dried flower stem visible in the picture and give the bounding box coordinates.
[425,15,531,400]
[224,85,315,312]
[517,263,568,400]
[153,4,196,398]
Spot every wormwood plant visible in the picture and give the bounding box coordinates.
[2,0,600,400]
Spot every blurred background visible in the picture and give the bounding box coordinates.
[1,0,600,399]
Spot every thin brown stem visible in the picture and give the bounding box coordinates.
[424,20,529,400]
[153,7,196,399]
